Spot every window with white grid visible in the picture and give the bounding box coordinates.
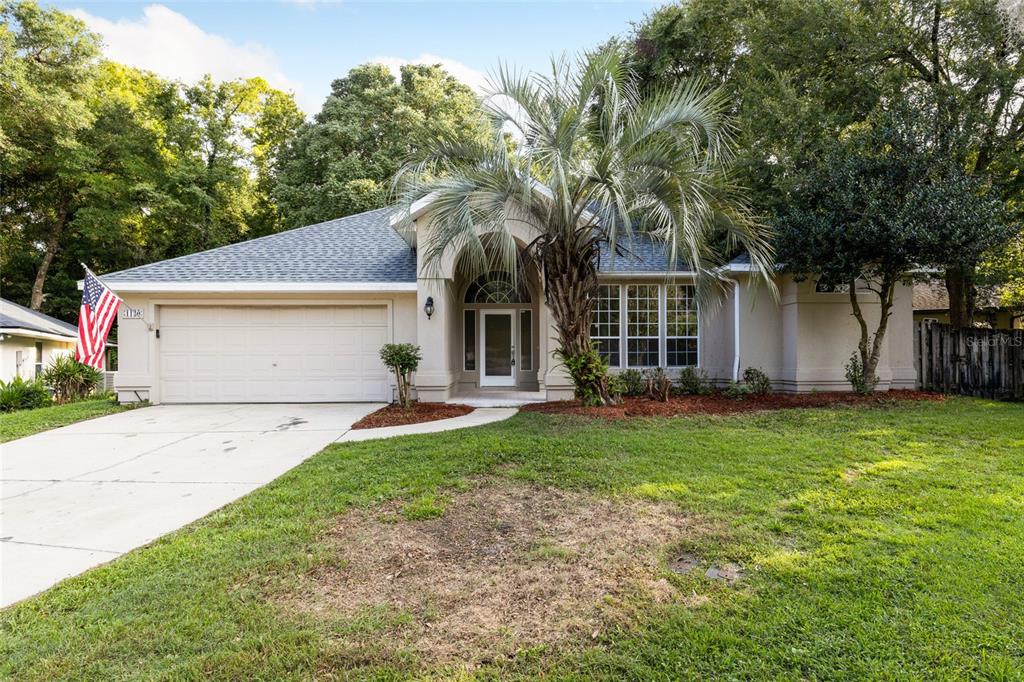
[666,284,698,367]
[590,284,621,366]
[627,284,660,367]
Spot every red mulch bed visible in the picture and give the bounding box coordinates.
[521,390,944,419]
[351,402,474,430]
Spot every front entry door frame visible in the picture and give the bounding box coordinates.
[479,309,517,387]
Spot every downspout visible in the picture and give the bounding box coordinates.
[725,277,741,382]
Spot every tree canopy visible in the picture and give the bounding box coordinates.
[627,0,1024,325]
[274,63,488,229]
[775,106,1007,386]
[0,1,481,322]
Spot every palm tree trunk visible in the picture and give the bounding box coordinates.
[540,236,610,404]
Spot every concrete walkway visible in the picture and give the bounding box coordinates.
[0,402,382,607]
[336,407,517,442]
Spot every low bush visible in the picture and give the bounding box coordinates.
[844,352,878,395]
[558,347,619,407]
[643,367,673,402]
[379,343,422,408]
[606,373,626,403]
[742,367,772,395]
[723,381,751,401]
[676,366,712,395]
[0,376,52,412]
[40,356,102,404]
[617,369,646,396]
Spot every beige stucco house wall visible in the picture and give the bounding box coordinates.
[698,275,916,392]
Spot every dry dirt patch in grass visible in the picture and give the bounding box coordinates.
[279,481,714,665]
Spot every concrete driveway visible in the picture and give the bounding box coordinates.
[0,402,382,607]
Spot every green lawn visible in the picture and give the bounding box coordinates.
[0,397,135,443]
[2,398,1022,680]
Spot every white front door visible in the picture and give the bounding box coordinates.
[480,310,516,387]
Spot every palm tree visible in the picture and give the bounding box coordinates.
[394,48,774,404]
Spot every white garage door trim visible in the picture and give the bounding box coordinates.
[156,303,392,403]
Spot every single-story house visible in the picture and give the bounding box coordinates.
[0,298,78,383]
[913,280,1022,330]
[98,206,917,404]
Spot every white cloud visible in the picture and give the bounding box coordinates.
[69,4,313,111]
[370,53,490,93]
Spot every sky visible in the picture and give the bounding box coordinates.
[48,1,662,114]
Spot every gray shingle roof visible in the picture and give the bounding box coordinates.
[99,207,711,285]
[102,208,417,283]
[0,298,78,337]
[597,234,691,273]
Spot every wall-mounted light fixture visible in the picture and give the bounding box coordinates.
[424,296,435,319]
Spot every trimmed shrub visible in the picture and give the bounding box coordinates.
[677,366,711,395]
[742,367,772,395]
[41,356,102,404]
[379,343,422,408]
[617,369,646,396]
[0,376,52,412]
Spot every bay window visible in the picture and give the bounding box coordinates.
[591,282,699,369]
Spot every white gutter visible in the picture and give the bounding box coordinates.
[78,281,418,293]
[0,327,77,343]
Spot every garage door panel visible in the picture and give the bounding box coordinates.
[158,305,390,403]
[360,306,387,324]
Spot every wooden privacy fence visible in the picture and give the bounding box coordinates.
[915,321,1024,400]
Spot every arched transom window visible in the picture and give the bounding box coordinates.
[464,273,530,304]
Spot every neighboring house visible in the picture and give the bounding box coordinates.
[913,281,1022,330]
[0,298,78,383]
[99,206,917,404]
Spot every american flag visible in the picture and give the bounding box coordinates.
[76,269,122,369]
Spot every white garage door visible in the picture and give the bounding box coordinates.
[158,305,390,403]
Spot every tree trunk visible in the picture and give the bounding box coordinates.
[30,209,69,310]
[848,276,896,393]
[945,266,976,327]
[539,236,610,404]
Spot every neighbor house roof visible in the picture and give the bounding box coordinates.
[100,208,418,291]
[0,298,78,340]
[913,281,1004,312]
